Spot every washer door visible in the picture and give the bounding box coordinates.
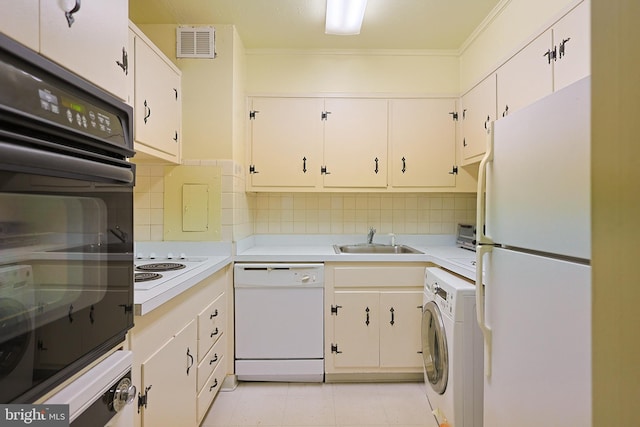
[421,300,448,394]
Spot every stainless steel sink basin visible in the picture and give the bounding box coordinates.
[333,244,423,254]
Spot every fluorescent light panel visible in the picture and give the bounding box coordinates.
[325,0,368,35]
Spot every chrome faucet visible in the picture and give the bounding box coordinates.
[367,227,376,244]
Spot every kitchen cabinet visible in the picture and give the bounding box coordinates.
[130,24,182,164]
[552,0,590,92]
[248,97,323,189]
[325,263,426,380]
[139,320,197,427]
[0,0,129,100]
[496,1,589,118]
[322,98,388,189]
[389,98,458,188]
[248,97,387,191]
[496,30,553,119]
[129,265,231,427]
[39,0,129,101]
[0,0,39,51]
[461,1,589,165]
[460,74,497,165]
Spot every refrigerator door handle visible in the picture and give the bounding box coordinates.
[476,121,495,245]
[476,244,493,378]
[476,121,494,377]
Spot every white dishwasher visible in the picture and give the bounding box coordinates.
[234,263,324,382]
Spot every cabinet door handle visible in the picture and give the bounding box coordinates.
[143,100,151,124]
[186,347,194,376]
[502,105,509,117]
[365,307,370,326]
[116,47,128,75]
[390,307,395,326]
[559,37,571,58]
[302,157,307,173]
[374,157,379,174]
[209,309,219,319]
[65,0,81,28]
[321,166,331,175]
[401,157,406,174]
[174,88,178,100]
[209,354,219,365]
[209,378,218,392]
[484,115,490,132]
[210,328,219,338]
[173,131,178,142]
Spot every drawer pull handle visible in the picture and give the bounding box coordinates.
[209,309,219,319]
[209,354,218,365]
[65,0,81,27]
[209,378,218,392]
[210,328,219,338]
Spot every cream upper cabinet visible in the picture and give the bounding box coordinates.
[131,25,182,164]
[552,1,590,92]
[389,98,457,188]
[0,0,39,50]
[323,98,388,189]
[139,320,197,427]
[39,0,129,101]
[248,97,323,189]
[496,29,554,119]
[461,74,497,165]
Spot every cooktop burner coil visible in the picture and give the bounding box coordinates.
[134,272,163,282]
[135,263,187,272]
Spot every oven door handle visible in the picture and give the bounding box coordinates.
[0,142,134,184]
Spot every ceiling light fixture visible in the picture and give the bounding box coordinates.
[325,0,368,35]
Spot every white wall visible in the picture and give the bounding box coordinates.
[246,50,459,95]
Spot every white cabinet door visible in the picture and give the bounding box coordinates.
[249,97,323,189]
[461,74,497,164]
[332,291,380,368]
[389,98,457,188]
[133,34,181,163]
[39,0,129,100]
[140,320,197,427]
[323,98,388,188]
[553,1,590,91]
[496,29,554,119]
[379,291,423,368]
[0,0,39,50]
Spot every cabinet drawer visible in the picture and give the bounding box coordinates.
[197,357,225,423]
[333,266,426,288]
[197,293,226,359]
[197,335,226,392]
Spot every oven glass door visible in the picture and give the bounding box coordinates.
[0,168,133,403]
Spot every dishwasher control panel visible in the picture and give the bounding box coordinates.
[234,263,324,287]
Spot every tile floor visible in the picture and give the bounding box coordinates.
[201,381,439,427]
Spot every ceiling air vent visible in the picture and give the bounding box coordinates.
[177,26,216,59]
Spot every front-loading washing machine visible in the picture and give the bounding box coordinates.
[422,267,483,426]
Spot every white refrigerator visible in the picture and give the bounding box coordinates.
[476,76,591,427]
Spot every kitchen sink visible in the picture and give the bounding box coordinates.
[333,244,423,254]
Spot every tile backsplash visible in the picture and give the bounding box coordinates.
[134,161,476,242]
[251,192,476,235]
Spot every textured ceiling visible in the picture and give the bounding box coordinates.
[129,0,502,50]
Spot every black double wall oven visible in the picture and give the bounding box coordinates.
[0,34,135,403]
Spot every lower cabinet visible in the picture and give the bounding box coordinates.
[139,320,197,427]
[129,265,231,427]
[325,263,426,380]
